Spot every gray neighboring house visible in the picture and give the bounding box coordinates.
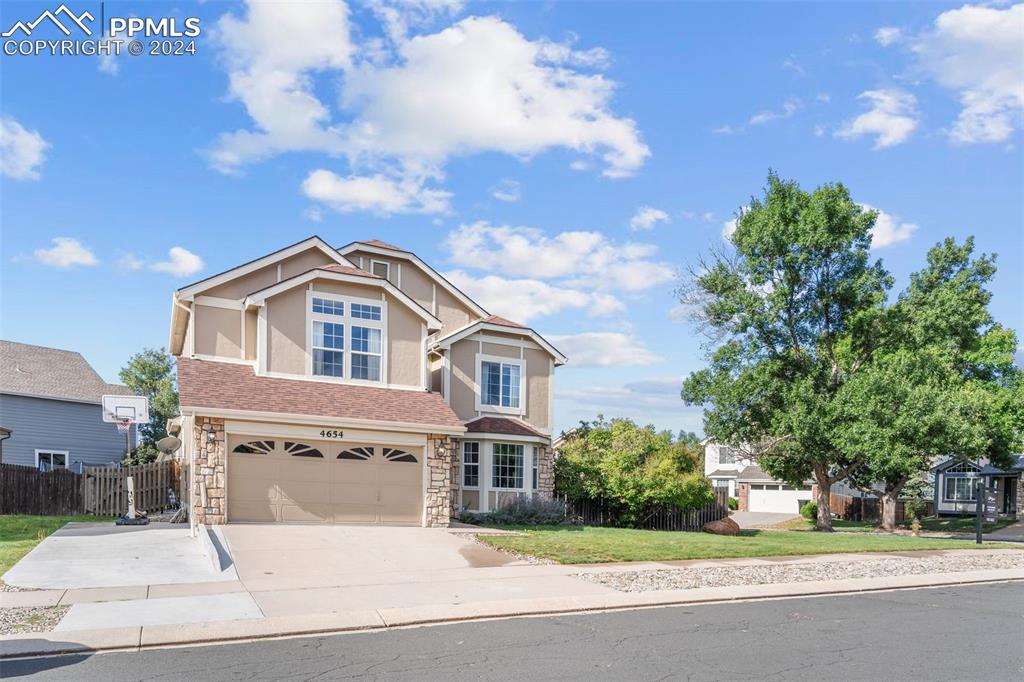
[0,340,135,471]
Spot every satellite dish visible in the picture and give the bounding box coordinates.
[156,436,182,455]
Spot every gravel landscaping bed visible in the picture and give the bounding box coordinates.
[577,552,1024,592]
[0,606,68,635]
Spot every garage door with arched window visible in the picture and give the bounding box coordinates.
[226,435,423,524]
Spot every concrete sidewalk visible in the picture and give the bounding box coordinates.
[3,547,1022,658]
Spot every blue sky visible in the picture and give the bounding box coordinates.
[2,1,1022,436]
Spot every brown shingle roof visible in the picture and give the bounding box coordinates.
[361,239,404,251]
[483,314,526,329]
[464,416,545,438]
[0,340,131,404]
[177,358,463,430]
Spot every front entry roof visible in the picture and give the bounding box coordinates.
[464,416,546,438]
[178,358,464,433]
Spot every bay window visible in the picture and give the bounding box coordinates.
[492,443,524,489]
[463,442,479,487]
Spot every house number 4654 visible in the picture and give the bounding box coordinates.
[319,430,344,439]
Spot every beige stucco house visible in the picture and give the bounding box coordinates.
[169,236,566,527]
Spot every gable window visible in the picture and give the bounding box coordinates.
[463,442,479,487]
[308,293,385,383]
[312,321,345,377]
[492,443,524,489]
[351,326,382,381]
[36,450,68,471]
[479,357,522,411]
[371,260,391,280]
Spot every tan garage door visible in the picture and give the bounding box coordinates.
[226,436,423,524]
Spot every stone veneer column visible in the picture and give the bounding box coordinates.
[426,435,454,527]
[191,416,226,525]
[536,444,555,498]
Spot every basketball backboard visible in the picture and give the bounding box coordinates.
[102,394,150,424]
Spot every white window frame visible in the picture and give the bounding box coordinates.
[491,442,525,491]
[944,476,978,502]
[462,441,480,489]
[305,290,387,385]
[35,449,69,470]
[474,353,525,415]
[370,259,399,285]
[718,446,738,465]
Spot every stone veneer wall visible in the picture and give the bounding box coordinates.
[426,434,454,527]
[535,444,555,498]
[192,416,226,525]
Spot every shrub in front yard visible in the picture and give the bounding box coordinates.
[800,501,818,520]
[460,496,570,526]
[903,499,928,521]
[728,497,739,510]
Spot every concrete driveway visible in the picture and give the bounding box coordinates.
[2,523,238,590]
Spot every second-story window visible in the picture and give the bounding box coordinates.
[719,447,738,464]
[480,359,521,409]
[310,295,384,382]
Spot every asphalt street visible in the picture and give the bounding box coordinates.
[2,582,1021,681]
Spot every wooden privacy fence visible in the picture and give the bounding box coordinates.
[0,464,84,515]
[83,461,177,516]
[0,461,179,516]
[560,488,730,531]
[829,493,934,523]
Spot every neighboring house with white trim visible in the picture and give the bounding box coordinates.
[931,457,1022,520]
[0,340,133,471]
[702,440,813,514]
[169,236,567,527]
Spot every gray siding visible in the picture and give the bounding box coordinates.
[0,393,129,469]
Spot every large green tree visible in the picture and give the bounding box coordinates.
[118,348,179,464]
[681,173,892,531]
[836,239,1022,529]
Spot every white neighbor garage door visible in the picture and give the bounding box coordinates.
[226,435,424,524]
[747,484,812,514]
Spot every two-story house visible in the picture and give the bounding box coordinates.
[703,440,813,514]
[169,236,566,527]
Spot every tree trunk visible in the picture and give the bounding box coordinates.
[880,478,909,531]
[813,466,833,532]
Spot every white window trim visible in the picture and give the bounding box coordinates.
[943,476,978,502]
[369,259,391,282]
[35,449,69,469]
[462,441,481,490]
[304,290,387,386]
[490,442,526,492]
[474,353,526,415]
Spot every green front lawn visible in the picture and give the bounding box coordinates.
[914,516,1016,534]
[765,518,878,532]
[0,515,113,577]
[478,525,1020,564]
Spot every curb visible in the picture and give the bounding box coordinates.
[2,570,1022,659]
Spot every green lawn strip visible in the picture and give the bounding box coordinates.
[915,517,1016,534]
[765,518,877,532]
[0,515,114,577]
[478,525,1022,564]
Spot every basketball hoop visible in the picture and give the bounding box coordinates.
[115,418,134,434]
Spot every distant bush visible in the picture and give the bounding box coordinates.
[459,495,569,526]
[800,501,818,520]
[728,497,739,511]
[903,499,928,521]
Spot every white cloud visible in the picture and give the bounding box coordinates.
[209,0,354,172]
[836,89,918,149]
[116,252,145,271]
[816,92,831,103]
[443,270,623,323]
[303,206,323,223]
[861,203,918,248]
[548,332,662,367]
[556,376,704,433]
[302,169,451,214]
[628,206,669,231]
[491,179,521,203]
[445,222,674,292]
[913,3,1024,144]
[0,117,50,181]
[712,124,740,135]
[749,98,800,125]
[210,4,649,212]
[33,238,98,268]
[782,56,805,76]
[722,218,737,240]
[813,124,826,137]
[151,247,204,277]
[568,160,590,171]
[874,26,903,46]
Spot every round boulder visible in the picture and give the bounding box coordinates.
[703,516,741,535]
